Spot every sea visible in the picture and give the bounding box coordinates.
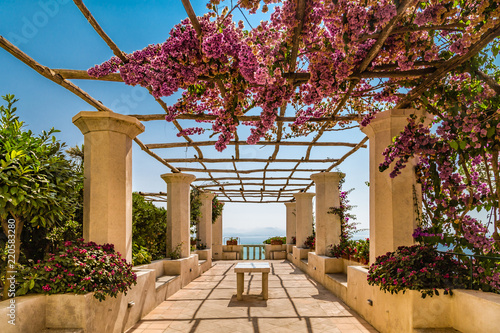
[226,231,370,246]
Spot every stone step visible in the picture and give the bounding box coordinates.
[414,328,461,333]
[326,273,348,287]
[41,329,84,333]
[155,275,179,289]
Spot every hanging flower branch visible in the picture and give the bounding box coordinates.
[88,0,500,150]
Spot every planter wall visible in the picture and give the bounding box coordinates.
[0,256,208,333]
[264,244,287,259]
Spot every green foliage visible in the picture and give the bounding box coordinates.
[132,243,152,266]
[0,94,82,230]
[15,239,137,302]
[367,245,469,298]
[168,242,183,260]
[262,236,286,244]
[211,195,224,223]
[132,193,167,261]
[329,239,356,258]
[190,188,202,230]
[351,239,370,262]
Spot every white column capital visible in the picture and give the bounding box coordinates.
[361,108,431,138]
[161,173,196,184]
[293,192,315,200]
[73,111,145,139]
[200,192,216,201]
[310,172,344,184]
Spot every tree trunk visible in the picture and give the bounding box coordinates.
[1,214,23,300]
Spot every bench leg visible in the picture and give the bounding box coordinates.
[237,272,244,300]
[262,272,269,300]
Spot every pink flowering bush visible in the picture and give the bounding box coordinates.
[373,70,500,293]
[16,239,137,301]
[87,0,498,149]
[367,245,469,298]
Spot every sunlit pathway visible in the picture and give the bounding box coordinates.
[127,260,377,333]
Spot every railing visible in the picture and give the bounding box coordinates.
[242,245,265,260]
[437,251,500,289]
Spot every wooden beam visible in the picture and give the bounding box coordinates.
[359,23,466,42]
[73,0,128,62]
[197,182,311,188]
[69,3,206,160]
[163,157,337,163]
[193,177,311,181]
[0,35,111,111]
[53,67,430,83]
[303,136,369,192]
[53,69,122,82]
[129,113,361,122]
[175,168,325,174]
[218,200,294,203]
[148,141,366,149]
[396,23,500,108]
[138,191,168,196]
[133,138,180,173]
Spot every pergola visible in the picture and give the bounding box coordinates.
[1,0,499,264]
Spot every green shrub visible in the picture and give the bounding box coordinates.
[132,193,167,261]
[132,243,152,266]
[16,239,137,301]
[263,236,286,244]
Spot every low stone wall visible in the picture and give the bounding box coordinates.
[0,255,207,333]
[264,244,286,259]
[294,256,500,333]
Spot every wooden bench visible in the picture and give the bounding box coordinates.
[234,262,270,300]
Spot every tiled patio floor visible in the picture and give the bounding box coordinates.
[127,260,378,333]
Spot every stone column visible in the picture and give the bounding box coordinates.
[284,202,296,248]
[73,111,144,263]
[198,192,215,249]
[161,173,196,259]
[361,109,430,261]
[293,192,315,248]
[212,214,223,259]
[310,172,342,256]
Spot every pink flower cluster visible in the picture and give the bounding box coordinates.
[87,0,497,150]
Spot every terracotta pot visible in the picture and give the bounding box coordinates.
[190,240,197,246]
[270,240,283,245]
[226,240,237,245]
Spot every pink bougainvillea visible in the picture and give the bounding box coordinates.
[88,0,498,150]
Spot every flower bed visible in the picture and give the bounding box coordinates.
[367,245,469,298]
[16,239,137,301]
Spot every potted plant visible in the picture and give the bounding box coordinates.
[263,236,286,245]
[226,237,238,245]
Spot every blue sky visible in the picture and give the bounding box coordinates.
[0,0,370,239]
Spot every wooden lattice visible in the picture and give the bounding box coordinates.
[1,0,499,203]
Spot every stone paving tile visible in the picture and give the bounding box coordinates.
[127,260,378,333]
